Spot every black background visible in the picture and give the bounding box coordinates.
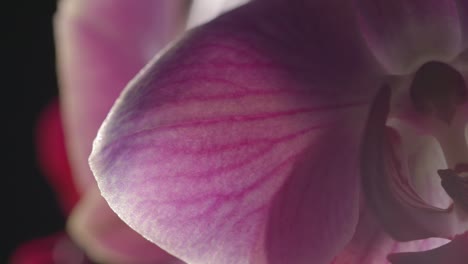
[3,0,64,262]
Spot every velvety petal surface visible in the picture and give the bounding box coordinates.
[91,2,382,264]
[354,0,462,74]
[55,0,185,190]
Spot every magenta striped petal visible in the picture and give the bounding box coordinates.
[354,0,462,74]
[91,3,380,263]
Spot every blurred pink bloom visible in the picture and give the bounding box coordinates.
[57,0,468,263]
[9,232,88,264]
[34,100,79,216]
[10,101,85,264]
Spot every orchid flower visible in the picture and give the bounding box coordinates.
[58,0,468,263]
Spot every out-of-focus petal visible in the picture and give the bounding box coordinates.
[187,0,250,28]
[68,186,182,264]
[355,0,462,74]
[9,233,88,264]
[35,99,78,215]
[91,2,382,263]
[331,207,448,264]
[54,0,185,190]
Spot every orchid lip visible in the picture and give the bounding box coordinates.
[362,80,468,260]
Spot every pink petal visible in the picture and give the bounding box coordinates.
[54,0,184,190]
[355,0,462,74]
[91,2,381,263]
[68,186,183,264]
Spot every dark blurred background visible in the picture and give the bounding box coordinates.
[3,0,64,262]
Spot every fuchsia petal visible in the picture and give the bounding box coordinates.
[354,0,462,74]
[91,2,382,263]
[54,0,184,190]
